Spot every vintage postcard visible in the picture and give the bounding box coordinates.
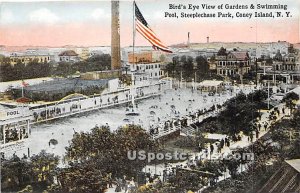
[0,0,300,192]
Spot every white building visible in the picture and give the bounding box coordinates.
[58,50,80,63]
[126,62,162,80]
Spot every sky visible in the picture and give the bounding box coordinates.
[0,0,299,47]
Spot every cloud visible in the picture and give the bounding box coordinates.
[91,8,109,20]
[0,8,14,25]
[29,8,59,24]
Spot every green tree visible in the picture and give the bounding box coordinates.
[165,56,179,78]
[65,125,157,178]
[1,155,33,191]
[30,150,59,184]
[282,92,299,115]
[54,162,108,193]
[181,56,194,79]
[0,63,15,81]
[217,47,227,56]
[196,56,209,75]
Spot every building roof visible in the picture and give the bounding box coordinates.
[199,80,223,87]
[258,159,300,193]
[230,51,249,60]
[285,159,300,173]
[58,50,78,56]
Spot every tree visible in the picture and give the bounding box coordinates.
[196,56,209,76]
[217,47,227,56]
[247,90,268,109]
[181,56,194,79]
[282,92,299,102]
[282,92,299,114]
[30,150,59,184]
[55,62,72,77]
[1,155,34,191]
[165,56,179,78]
[65,125,157,178]
[0,63,15,81]
[1,151,59,192]
[54,162,108,193]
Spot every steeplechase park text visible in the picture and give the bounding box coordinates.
[164,3,292,19]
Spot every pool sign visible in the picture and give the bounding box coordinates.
[0,107,30,121]
[7,110,20,116]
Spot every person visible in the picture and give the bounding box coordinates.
[226,140,230,147]
[108,173,113,188]
[217,144,222,153]
[198,143,202,152]
[122,175,127,191]
[220,139,225,148]
[250,132,253,142]
[210,144,214,154]
[128,177,136,192]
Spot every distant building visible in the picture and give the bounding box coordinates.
[268,41,290,58]
[216,50,251,78]
[78,48,90,60]
[198,80,224,93]
[9,52,53,66]
[257,48,300,86]
[273,51,297,71]
[89,50,104,57]
[58,50,80,63]
[128,51,162,64]
[126,62,162,79]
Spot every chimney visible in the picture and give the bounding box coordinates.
[111,0,121,70]
[187,32,190,46]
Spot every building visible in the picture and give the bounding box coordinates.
[198,80,224,93]
[128,51,162,64]
[257,159,300,193]
[9,52,53,66]
[216,49,251,78]
[58,50,80,63]
[77,48,90,60]
[126,62,162,80]
[89,50,104,57]
[0,106,32,146]
[257,49,300,86]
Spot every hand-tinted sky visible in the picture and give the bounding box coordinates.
[0,0,299,47]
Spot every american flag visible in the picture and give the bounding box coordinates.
[135,2,172,53]
[22,80,29,87]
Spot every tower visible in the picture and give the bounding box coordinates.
[111,0,121,70]
[207,36,209,43]
[187,32,190,46]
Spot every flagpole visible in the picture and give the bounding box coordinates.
[132,0,136,107]
[22,85,24,98]
[133,0,136,68]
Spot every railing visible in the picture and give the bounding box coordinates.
[30,82,170,124]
